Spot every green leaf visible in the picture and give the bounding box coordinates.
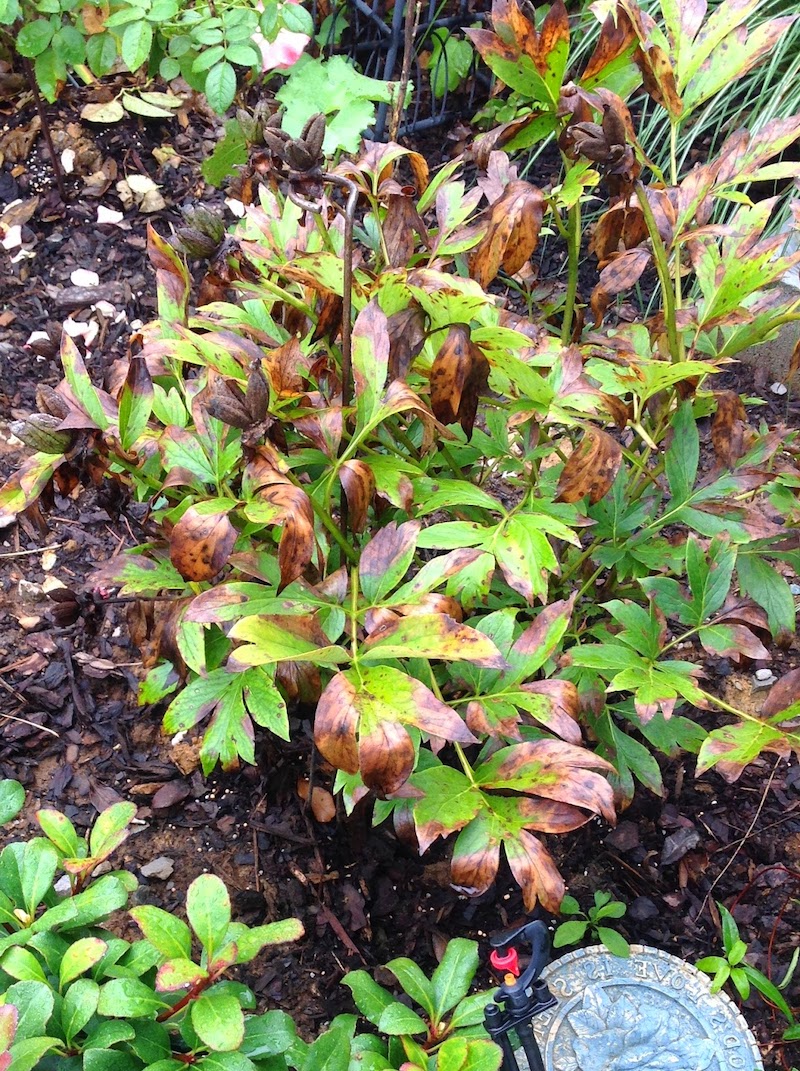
[0,947,47,984]
[552,921,587,947]
[431,939,479,1020]
[186,874,231,961]
[204,60,237,113]
[448,989,496,1030]
[596,927,630,958]
[5,981,54,1041]
[16,19,53,57]
[51,23,85,65]
[201,118,248,187]
[228,618,348,667]
[96,977,169,1018]
[384,959,435,1017]
[62,978,100,1043]
[376,1002,428,1036]
[0,781,24,825]
[61,334,110,430]
[664,402,698,503]
[737,554,795,638]
[90,801,136,861]
[130,904,192,960]
[36,808,80,857]
[6,1036,61,1071]
[60,937,108,988]
[191,991,245,1052]
[227,918,303,964]
[121,19,153,71]
[242,668,289,740]
[162,669,232,733]
[86,31,121,76]
[33,48,64,101]
[0,452,65,528]
[341,971,394,1027]
[20,839,58,916]
[240,1010,297,1059]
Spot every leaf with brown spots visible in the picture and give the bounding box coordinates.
[590,247,652,324]
[581,9,636,84]
[360,613,508,668]
[358,520,421,604]
[339,459,375,533]
[556,426,622,504]
[711,390,748,467]
[383,193,429,269]
[762,669,800,719]
[169,505,237,582]
[451,815,502,899]
[505,829,565,911]
[314,666,476,794]
[429,325,490,438]
[469,181,544,288]
[249,471,316,590]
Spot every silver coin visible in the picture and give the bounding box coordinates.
[511,945,764,1071]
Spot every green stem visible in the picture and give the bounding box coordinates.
[634,181,682,363]
[562,199,581,345]
[310,493,359,565]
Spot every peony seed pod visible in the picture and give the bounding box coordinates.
[36,385,70,419]
[245,364,269,423]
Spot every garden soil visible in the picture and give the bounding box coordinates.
[1,90,800,1068]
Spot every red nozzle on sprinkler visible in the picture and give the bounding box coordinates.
[490,947,520,977]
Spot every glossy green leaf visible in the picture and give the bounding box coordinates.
[191,991,245,1051]
[130,904,192,960]
[0,781,24,826]
[186,874,231,961]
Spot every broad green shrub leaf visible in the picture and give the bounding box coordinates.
[186,874,230,960]
[191,991,245,1051]
[5,981,53,1040]
[97,977,169,1018]
[90,802,136,860]
[157,957,208,992]
[20,840,58,916]
[6,1036,61,1071]
[226,919,304,963]
[737,554,795,638]
[36,809,80,856]
[33,49,65,101]
[376,1002,427,1035]
[240,1010,298,1059]
[60,937,108,988]
[130,1020,172,1064]
[0,947,47,984]
[384,958,435,1016]
[0,781,24,826]
[431,939,479,1019]
[130,905,192,960]
[62,978,100,1043]
[341,971,393,1026]
[597,927,630,957]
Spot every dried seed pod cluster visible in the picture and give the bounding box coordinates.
[172,207,227,260]
[205,365,269,430]
[263,113,326,173]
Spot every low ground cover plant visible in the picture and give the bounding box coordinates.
[0,780,500,1071]
[3,0,800,924]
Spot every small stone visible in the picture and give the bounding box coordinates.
[790,584,800,596]
[753,671,777,689]
[54,875,72,894]
[140,857,175,880]
[771,381,788,395]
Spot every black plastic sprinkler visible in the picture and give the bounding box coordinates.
[484,921,556,1071]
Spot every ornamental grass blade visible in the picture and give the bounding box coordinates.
[169,504,237,582]
[556,426,622,504]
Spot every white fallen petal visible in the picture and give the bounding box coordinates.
[25,331,50,346]
[62,318,91,338]
[61,148,76,174]
[71,268,100,287]
[94,300,116,317]
[225,198,246,218]
[127,173,160,195]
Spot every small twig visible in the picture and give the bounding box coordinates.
[0,542,64,559]
[20,57,67,202]
[698,758,780,919]
[389,0,421,142]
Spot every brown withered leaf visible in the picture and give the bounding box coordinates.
[360,613,507,668]
[386,305,426,381]
[383,193,429,268]
[297,778,336,823]
[489,0,539,62]
[253,470,316,589]
[519,680,581,744]
[762,668,800,720]
[169,505,236,582]
[315,666,476,795]
[339,459,375,533]
[429,325,490,438]
[556,426,622,504]
[451,824,501,900]
[590,246,652,324]
[505,830,565,912]
[537,0,569,73]
[359,520,420,599]
[589,202,647,266]
[469,180,544,288]
[711,390,748,468]
[580,9,635,83]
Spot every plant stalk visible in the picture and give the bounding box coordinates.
[561,199,581,345]
[21,57,67,202]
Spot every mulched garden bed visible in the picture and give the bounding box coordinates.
[1,87,800,1069]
